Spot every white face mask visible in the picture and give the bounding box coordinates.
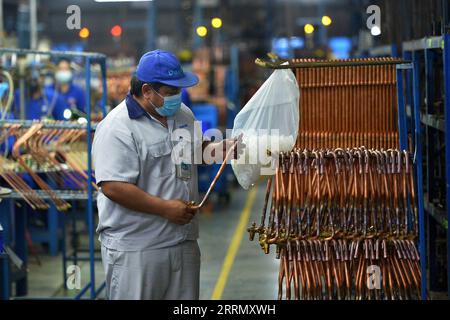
[55,70,73,84]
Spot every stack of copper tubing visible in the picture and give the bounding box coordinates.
[248,58,421,300]
[0,122,95,211]
[294,58,399,150]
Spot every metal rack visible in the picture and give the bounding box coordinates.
[1,190,98,200]
[400,34,450,298]
[0,119,97,130]
[256,56,426,299]
[367,36,450,298]
[0,222,6,300]
[0,48,107,300]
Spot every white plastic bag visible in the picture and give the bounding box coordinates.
[231,69,300,189]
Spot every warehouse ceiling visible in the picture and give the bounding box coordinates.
[5,0,369,57]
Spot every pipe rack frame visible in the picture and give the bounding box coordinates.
[255,55,426,299]
[0,48,108,300]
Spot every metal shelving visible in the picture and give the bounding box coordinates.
[402,34,450,298]
[0,119,97,130]
[0,48,107,300]
[403,36,445,52]
[369,34,450,299]
[0,190,98,201]
[0,223,5,300]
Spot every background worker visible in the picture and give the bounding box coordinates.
[92,49,242,300]
[13,76,66,120]
[52,59,86,115]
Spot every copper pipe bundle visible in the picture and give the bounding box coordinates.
[294,58,399,150]
[0,124,49,209]
[248,58,420,300]
[248,147,420,300]
[0,122,95,210]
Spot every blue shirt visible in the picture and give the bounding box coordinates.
[51,83,86,113]
[13,88,67,120]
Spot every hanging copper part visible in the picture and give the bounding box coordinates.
[12,124,70,210]
[1,121,97,210]
[293,58,399,150]
[249,147,420,300]
[0,125,49,209]
[248,58,419,300]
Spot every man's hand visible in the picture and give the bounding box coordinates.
[162,199,198,225]
[100,181,197,223]
[204,134,245,163]
[223,134,245,160]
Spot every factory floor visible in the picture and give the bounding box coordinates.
[16,181,279,300]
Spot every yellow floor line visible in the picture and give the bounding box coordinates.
[211,187,258,300]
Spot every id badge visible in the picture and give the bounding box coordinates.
[176,162,191,180]
[175,136,191,181]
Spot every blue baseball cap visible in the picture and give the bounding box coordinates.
[135,49,199,88]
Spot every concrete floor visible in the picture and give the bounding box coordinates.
[17,182,279,300]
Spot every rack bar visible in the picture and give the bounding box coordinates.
[397,67,409,150]
[412,51,427,299]
[0,190,98,201]
[278,150,413,159]
[255,58,408,69]
[443,33,450,299]
[85,57,96,300]
[0,119,97,130]
[99,60,108,117]
[74,281,91,300]
[0,48,106,61]
[403,36,445,51]
[0,222,8,300]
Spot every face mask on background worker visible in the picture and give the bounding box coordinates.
[55,70,73,84]
[147,86,182,117]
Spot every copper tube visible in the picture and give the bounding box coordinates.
[249,58,420,300]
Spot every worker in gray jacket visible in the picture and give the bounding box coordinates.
[92,49,240,300]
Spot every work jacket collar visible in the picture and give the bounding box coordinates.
[126,92,149,120]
